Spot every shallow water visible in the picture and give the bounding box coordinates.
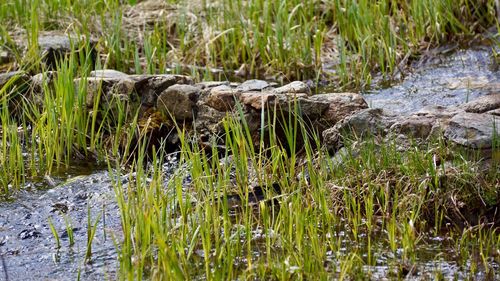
[1,46,500,280]
[0,170,121,280]
[363,46,500,115]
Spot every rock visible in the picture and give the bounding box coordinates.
[0,71,29,89]
[239,91,330,118]
[322,108,396,151]
[274,81,311,95]
[31,71,57,91]
[74,76,137,108]
[37,33,96,69]
[157,84,200,121]
[196,104,229,135]
[203,87,241,112]
[486,108,500,116]
[444,112,500,149]
[240,92,308,110]
[237,79,269,92]
[0,48,12,64]
[30,71,57,106]
[389,115,437,139]
[131,74,193,108]
[0,71,31,114]
[460,94,500,113]
[196,81,230,89]
[309,93,368,126]
[90,69,129,79]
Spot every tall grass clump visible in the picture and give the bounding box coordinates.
[0,42,142,195]
[111,104,499,279]
[3,0,498,88]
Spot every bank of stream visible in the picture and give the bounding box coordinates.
[0,46,499,280]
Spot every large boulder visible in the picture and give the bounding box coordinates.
[157,84,200,121]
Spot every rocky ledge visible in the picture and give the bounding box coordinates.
[1,69,499,158]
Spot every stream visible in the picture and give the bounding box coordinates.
[0,46,499,280]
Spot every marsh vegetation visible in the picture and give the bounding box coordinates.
[0,0,499,280]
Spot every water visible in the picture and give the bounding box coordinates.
[1,46,499,280]
[363,46,500,115]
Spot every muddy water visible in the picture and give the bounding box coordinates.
[363,46,500,114]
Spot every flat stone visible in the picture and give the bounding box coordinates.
[157,84,200,121]
[444,112,500,149]
[460,93,500,113]
[237,79,269,92]
[90,69,129,79]
[196,81,230,89]
[274,81,310,95]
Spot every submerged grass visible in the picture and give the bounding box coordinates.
[1,0,499,87]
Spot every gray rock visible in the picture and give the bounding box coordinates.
[196,104,228,135]
[196,81,230,89]
[37,33,96,69]
[237,79,269,92]
[30,71,57,105]
[459,93,500,113]
[0,48,12,64]
[74,76,136,108]
[274,81,311,95]
[322,108,397,151]
[0,71,31,114]
[0,71,29,89]
[157,84,200,121]
[389,115,437,139]
[90,69,129,79]
[444,112,500,149]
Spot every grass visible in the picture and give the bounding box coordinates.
[0,0,499,279]
[1,0,498,88]
[109,109,498,279]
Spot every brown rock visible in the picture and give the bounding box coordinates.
[204,87,241,112]
[309,93,368,126]
[157,84,200,121]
